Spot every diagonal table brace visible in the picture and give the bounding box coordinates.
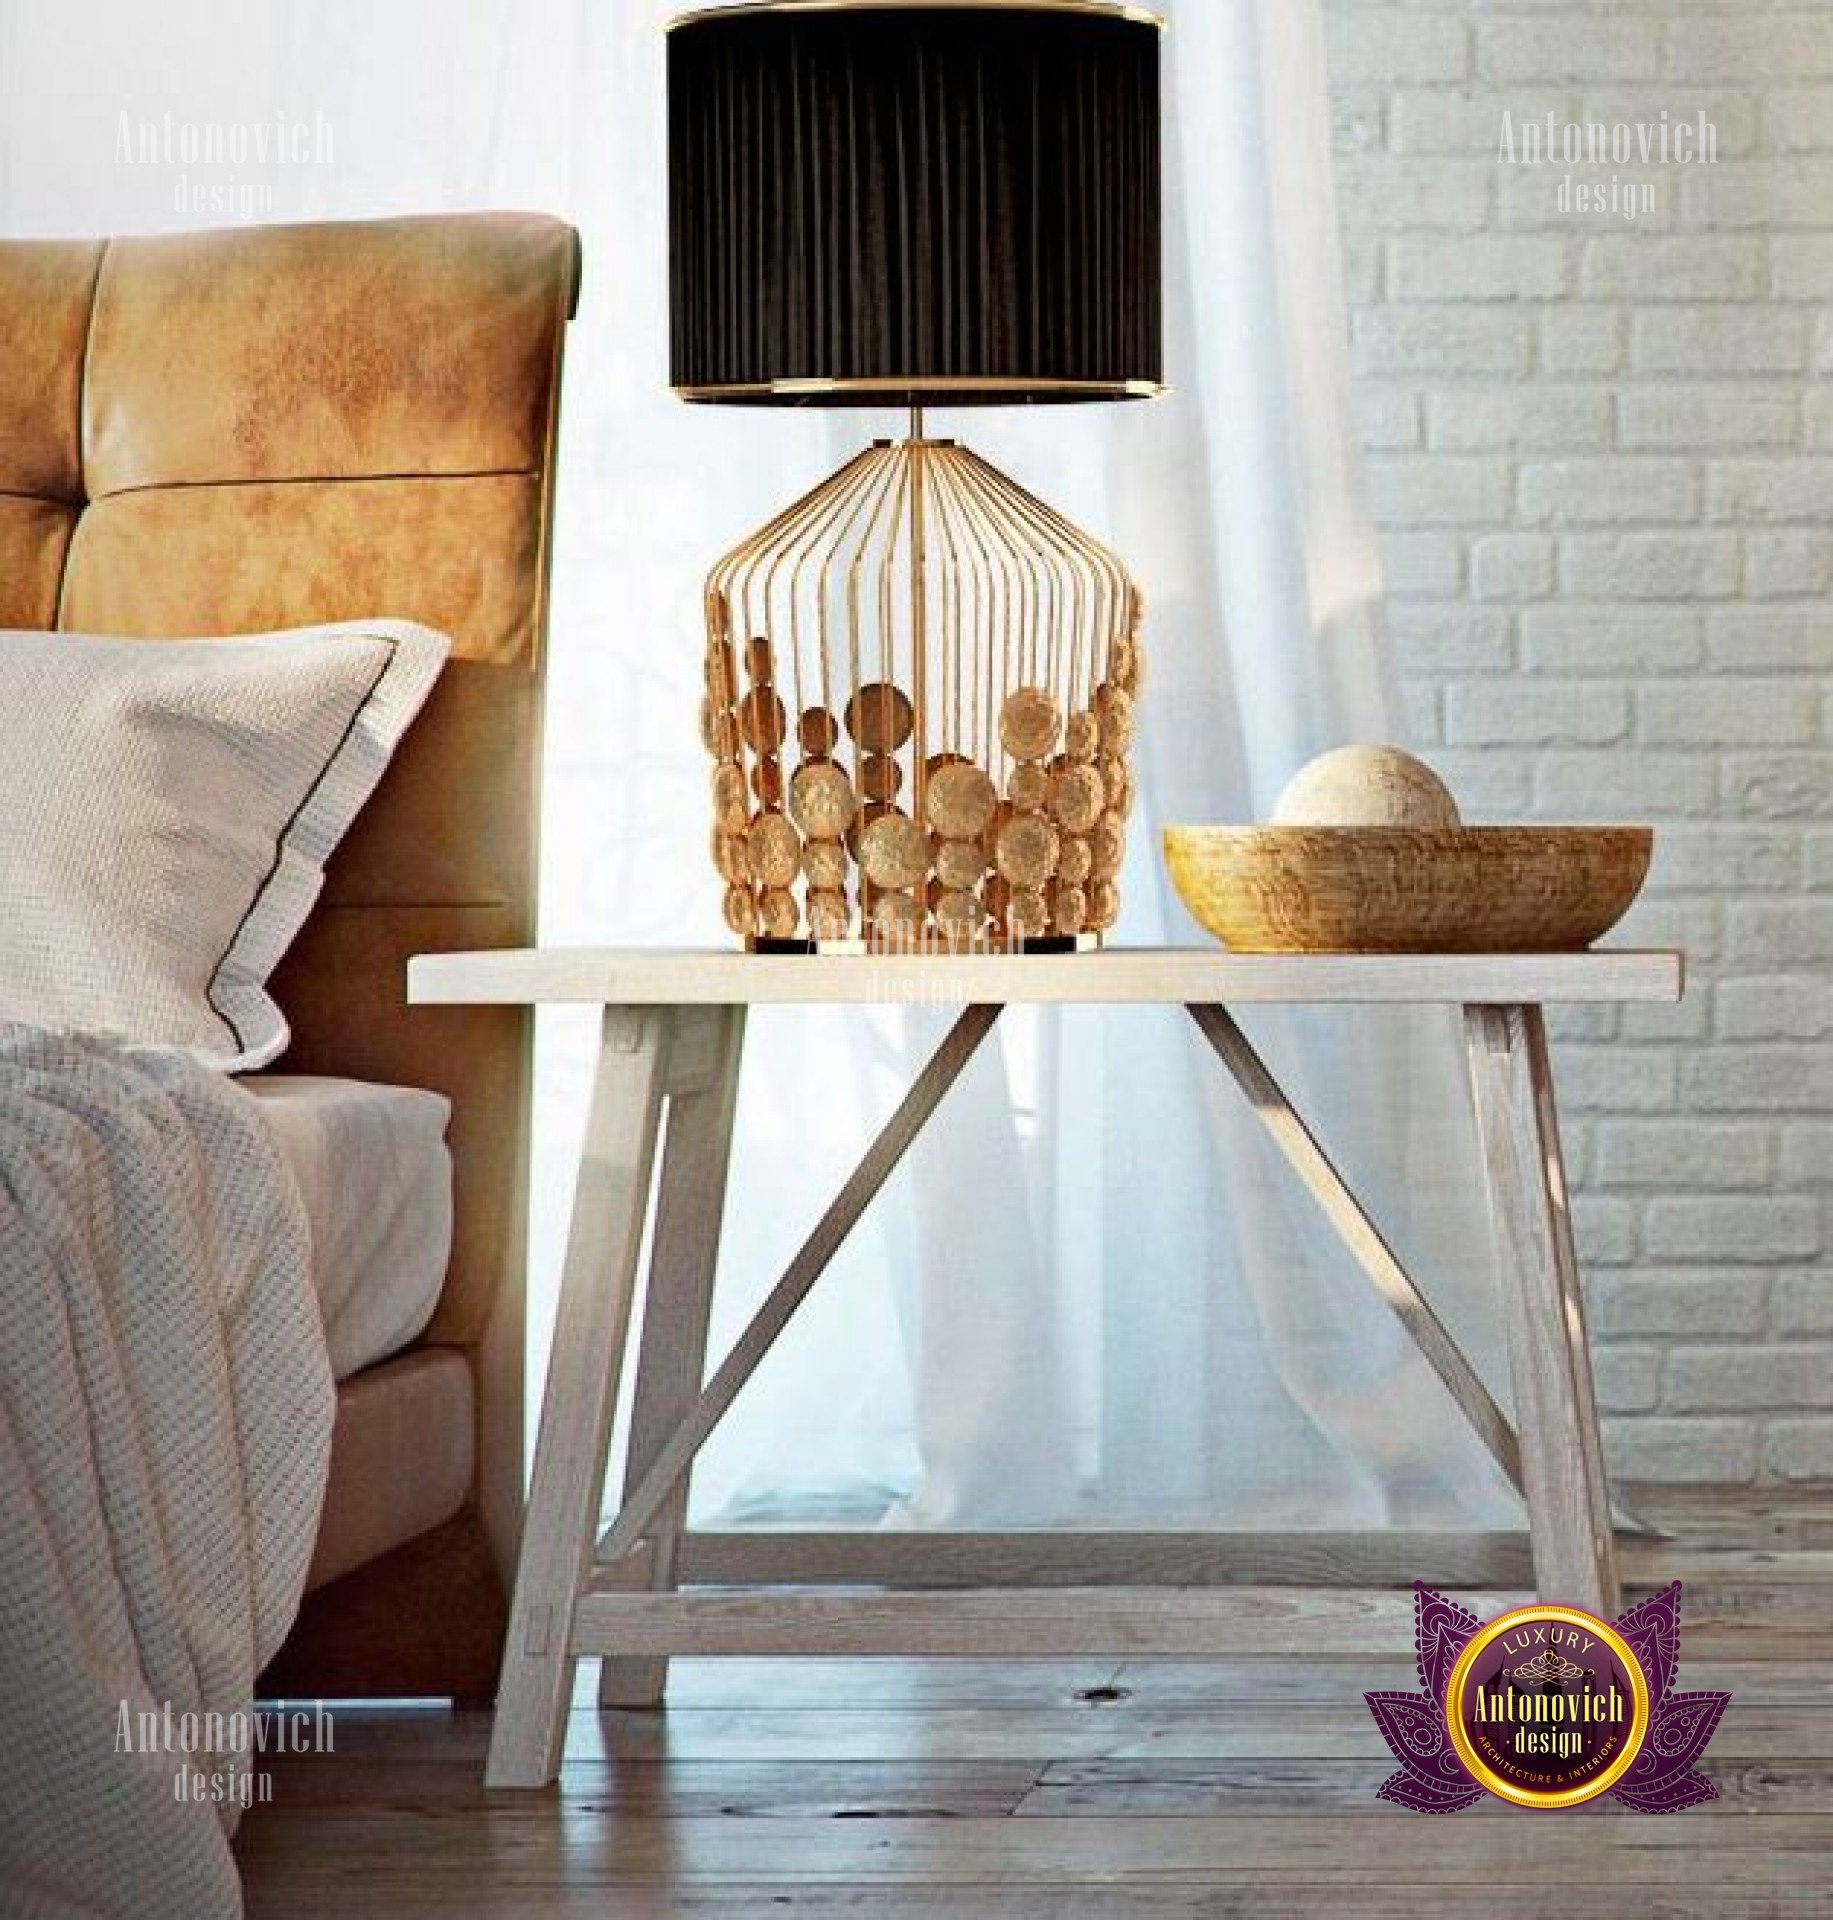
[595,1002,1002,1569]
[598,996,1525,1575]
[1186,1001,1525,1497]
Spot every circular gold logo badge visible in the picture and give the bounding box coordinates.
[1445,1604,1650,1809]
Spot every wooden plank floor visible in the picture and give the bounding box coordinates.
[238,1488,1833,1918]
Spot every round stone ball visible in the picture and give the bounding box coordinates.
[1271,745,1462,828]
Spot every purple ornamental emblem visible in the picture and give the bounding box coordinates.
[1366,1581,1730,1813]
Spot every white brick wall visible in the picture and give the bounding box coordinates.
[1325,0,1832,1486]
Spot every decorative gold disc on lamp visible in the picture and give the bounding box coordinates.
[789,761,857,838]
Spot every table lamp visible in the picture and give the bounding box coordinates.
[669,0,1163,951]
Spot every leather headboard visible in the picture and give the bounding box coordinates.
[0,212,579,1351]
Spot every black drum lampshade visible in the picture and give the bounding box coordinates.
[667,1,1163,405]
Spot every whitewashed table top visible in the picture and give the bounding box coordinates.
[408,946,1683,1008]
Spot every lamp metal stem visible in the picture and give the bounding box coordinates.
[909,402,928,818]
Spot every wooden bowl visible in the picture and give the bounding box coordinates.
[1162,825,1653,954]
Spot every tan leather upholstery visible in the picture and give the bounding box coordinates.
[304,1348,477,1592]
[81,220,566,492]
[0,215,577,1368]
[0,239,97,500]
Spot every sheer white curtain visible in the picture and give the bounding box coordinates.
[0,0,1519,1532]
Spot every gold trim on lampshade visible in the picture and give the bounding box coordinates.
[668,3,1167,35]
[674,375,1166,406]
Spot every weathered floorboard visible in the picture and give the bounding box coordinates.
[239,1491,1833,1918]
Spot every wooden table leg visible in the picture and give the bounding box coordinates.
[599,1005,746,1709]
[1464,1003,1619,1618]
[593,1004,1001,1571]
[486,1007,672,1789]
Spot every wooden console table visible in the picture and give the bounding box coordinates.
[407,946,1684,1790]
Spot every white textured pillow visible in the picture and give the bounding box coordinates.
[0,619,449,1071]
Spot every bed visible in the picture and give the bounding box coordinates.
[0,210,579,1708]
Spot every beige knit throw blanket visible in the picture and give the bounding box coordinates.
[0,1026,331,1919]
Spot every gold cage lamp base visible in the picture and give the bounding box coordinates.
[701,408,1142,954]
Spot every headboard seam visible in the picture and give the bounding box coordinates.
[82,466,544,504]
[51,242,106,627]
